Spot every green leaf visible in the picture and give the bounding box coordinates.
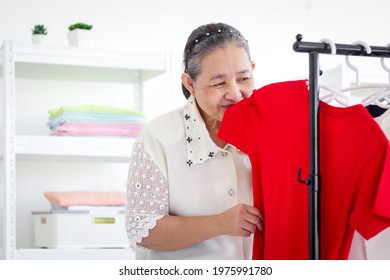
[32,24,48,35]
[68,22,93,31]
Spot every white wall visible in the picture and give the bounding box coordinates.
[1,0,390,117]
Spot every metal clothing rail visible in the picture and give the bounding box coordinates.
[292,34,390,260]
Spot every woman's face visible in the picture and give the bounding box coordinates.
[182,43,255,124]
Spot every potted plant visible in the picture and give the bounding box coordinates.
[67,22,93,47]
[31,24,48,45]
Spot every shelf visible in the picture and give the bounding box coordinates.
[12,42,168,83]
[1,40,165,259]
[15,248,135,260]
[13,135,134,161]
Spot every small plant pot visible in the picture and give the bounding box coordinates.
[31,34,47,45]
[67,29,93,47]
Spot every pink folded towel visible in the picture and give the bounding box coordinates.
[50,123,143,137]
[44,191,126,206]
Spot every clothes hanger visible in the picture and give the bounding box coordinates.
[361,87,390,108]
[342,40,372,91]
[377,44,390,109]
[357,43,390,109]
[364,53,390,109]
[380,43,390,83]
[345,40,370,87]
[318,38,350,107]
[320,85,350,107]
[339,41,390,106]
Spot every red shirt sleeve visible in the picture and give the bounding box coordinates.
[350,137,390,240]
[218,96,259,155]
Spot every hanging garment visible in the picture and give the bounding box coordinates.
[375,109,390,140]
[368,226,390,259]
[218,80,390,260]
[367,109,390,259]
[365,104,388,118]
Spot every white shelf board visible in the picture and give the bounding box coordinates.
[12,42,167,83]
[15,248,135,260]
[14,135,134,161]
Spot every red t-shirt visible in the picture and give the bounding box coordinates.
[218,80,390,260]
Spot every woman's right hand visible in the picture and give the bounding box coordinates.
[217,203,263,237]
[138,204,263,251]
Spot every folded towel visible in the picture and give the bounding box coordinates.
[50,203,125,213]
[44,191,126,207]
[48,105,145,118]
[47,113,146,130]
[50,123,143,137]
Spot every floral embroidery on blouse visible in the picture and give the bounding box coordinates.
[125,142,169,248]
[183,95,220,167]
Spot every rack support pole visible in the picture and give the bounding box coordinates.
[308,51,321,260]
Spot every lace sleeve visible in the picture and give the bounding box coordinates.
[125,142,169,248]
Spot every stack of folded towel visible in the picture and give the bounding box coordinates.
[47,104,146,137]
[44,191,126,214]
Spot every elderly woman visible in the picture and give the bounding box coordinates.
[125,22,263,260]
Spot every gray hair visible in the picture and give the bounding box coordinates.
[182,22,252,99]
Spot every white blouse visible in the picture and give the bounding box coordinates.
[125,95,254,260]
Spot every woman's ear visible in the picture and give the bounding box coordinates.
[181,72,195,95]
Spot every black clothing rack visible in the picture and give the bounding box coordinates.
[292,34,390,260]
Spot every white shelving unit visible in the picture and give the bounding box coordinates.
[0,40,169,259]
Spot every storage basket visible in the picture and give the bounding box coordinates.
[32,212,128,249]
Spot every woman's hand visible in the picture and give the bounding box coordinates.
[138,204,263,250]
[217,203,263,237]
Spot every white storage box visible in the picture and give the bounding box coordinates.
[32,212,128,249]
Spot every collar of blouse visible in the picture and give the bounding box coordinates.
[183,95,223,167]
